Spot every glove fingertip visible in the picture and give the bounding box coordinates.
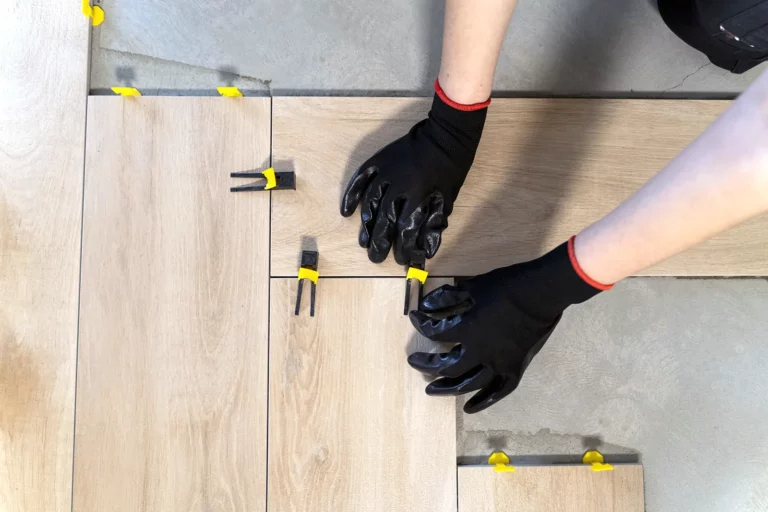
[406,351,430,370]
[463,391,498,414]
[340,165,377,216]
[463,378,518,414]
[408,351,456,377]
[419,286,473,315]
[393,250,408,266]
[358,223,370,249]
[424,375,472,396]
[408,310,432,335]
[367,221,394,263]
[422,230,442,259]
[463,399,488,415]
[425,379,452,396]
[340,185,361,217]
[367,245,390,264]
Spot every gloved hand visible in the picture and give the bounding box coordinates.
[340,80,489,265]
[408,237,611,414]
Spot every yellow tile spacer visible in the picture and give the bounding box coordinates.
[260,168,278,190]
[298,267,319,284]
[217,87,243,97]
[406,267,428,284]
[582,450,614,472]
[488,452,516,473]
[111,87,141,97]
[82,0,104,26]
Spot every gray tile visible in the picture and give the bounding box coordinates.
[90,36,270,95]
[459,278,768,512]
[95,0,764,95]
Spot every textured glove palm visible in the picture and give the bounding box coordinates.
[340,92,487,265]
[408,240,606,414]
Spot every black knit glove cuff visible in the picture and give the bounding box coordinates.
[509,236,612,317]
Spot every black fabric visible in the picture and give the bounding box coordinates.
[340,94,486,265]
[659,0,768,73]
[408,242,603,414]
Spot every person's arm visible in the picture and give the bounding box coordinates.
[438,0,519,104]
[409,70,768,414]
[341,0,518,265]
[576,69,768,284]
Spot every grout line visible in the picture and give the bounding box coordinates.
[456,465,459,512]
[70,20,96,511]
[264,96,273,512]
[70,87,90,512]
[455,401,461,512]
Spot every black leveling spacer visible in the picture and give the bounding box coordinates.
[404,251,428,315]
[230,167,296,192]
[295,250,319,316]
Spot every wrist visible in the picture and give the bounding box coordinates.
[572,226,633,285]
[434,79,491,112]
[567,236,614,292]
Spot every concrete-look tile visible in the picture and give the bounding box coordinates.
[460,277,768,512]
[90,35,270,95]
[95,0,764,94]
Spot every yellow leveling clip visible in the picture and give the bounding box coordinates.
[297,267,319,284]
[261,168,277,190]
[217,87,243,97]
[406,267,428,284]
[488,452,516,472]
[82,0,104,26]
[111,87,141,97]
[582,450,614,472]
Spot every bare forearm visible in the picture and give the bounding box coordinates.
[438,0,518,104]
[576,70,768,284]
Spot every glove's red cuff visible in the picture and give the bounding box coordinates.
[567,236,614,291]
[434,79,491,112]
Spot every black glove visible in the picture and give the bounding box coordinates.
[408,237,611,414]
[340,81,489,265]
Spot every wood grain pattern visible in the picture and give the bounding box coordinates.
[0,1,88,510]
[269,278,457,512]
[74,97,271,511]
[458,465,644,512]
[272,97,768,277]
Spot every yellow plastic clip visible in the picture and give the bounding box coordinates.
[488,452,516,473]
[260,168,278,190]
[298,267,319,284]
[406,267,428,284]
[582,450,614,472]
[82,0,105,26]
[111,87,142,97]
[217,87,243,97]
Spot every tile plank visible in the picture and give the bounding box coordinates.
[268,278,457,512]
[74,97,271,511]
[272,98,767,277]
[0,1,88,510]
[458,465,644,512]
